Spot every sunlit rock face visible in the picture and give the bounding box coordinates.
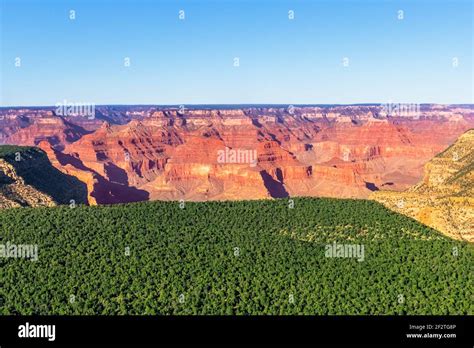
[1,105,473,204]
[372,129,474,242]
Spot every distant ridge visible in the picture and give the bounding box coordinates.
[1,103,473,109]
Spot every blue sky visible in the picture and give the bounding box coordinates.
[1,0,472,106]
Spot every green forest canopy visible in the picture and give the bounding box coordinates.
[0,197,472,315]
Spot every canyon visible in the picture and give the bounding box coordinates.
[0,104,473,206]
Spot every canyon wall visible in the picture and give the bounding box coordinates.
[1,105,472,205]
[0,146,88,208]
[372,129,474,242]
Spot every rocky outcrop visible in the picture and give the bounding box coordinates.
[0,154,55,208]
[0,146,88,208]
[371,129,474,242]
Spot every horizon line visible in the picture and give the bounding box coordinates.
[1,102,474,109]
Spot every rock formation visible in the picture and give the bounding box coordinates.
[1,105,473,205]
[371,129,474,242]
[0,157,56,208]
[0,146,88,208]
